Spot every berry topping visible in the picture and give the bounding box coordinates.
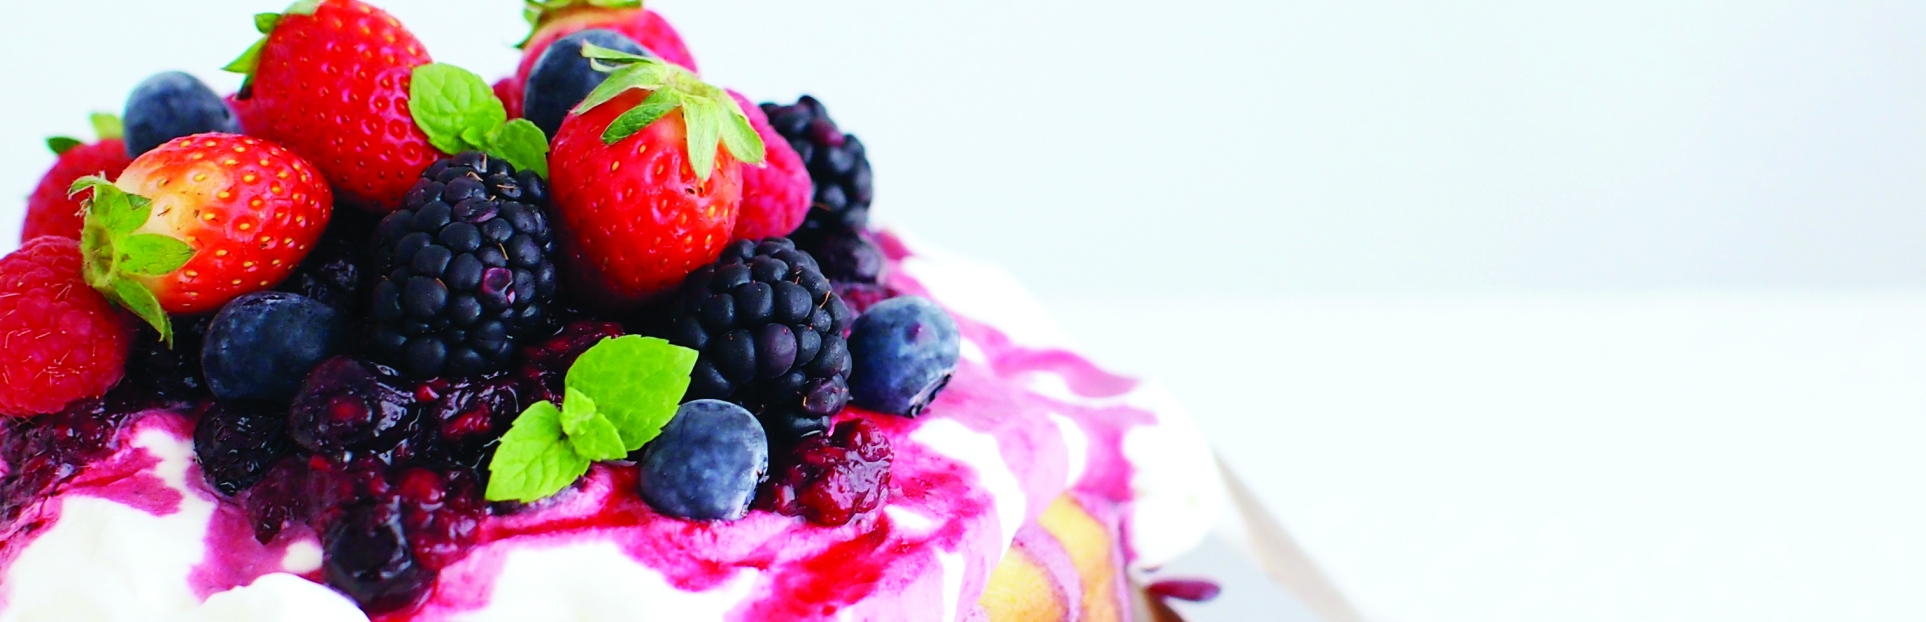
[761,96,873,243]
[807,227,887,284]
[0,237,129,417]
[847,296,960,417]
[288,357,417,455]
[75,133,333,329]
[524,29,652,140]
[394,467,483,571]
[193,400,294,495]
[202,292,347,403]
[370,152,558,378]
[485,336,696,503]
[729,90,811,241]
[661,238,855,443]
[0,398,133,524]
[227,0,438,211]
[122,72,241,157]
[548,46,763,311]
[759,418,893,526]
[1146,579,1223,603]
[323,496,430,613]
[26,114,131,242]
[637,400,768,521]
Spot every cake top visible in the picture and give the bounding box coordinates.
[0,1,1225,619]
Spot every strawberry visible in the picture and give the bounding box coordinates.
[72,134,332,340]
[502,0,700,120]
[225,0,438,212]
[24,114,134,242]
[549,45,765,312]
[727,90,811,240]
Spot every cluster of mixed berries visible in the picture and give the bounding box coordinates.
[0,0,967,615]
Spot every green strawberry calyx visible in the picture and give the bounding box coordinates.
[69,177,195,346]
[223,0,324,87]
[519,0,641,48]
[485,335,697,503]
[409,63,551,177]
[574,43,765,183]
[48,113,124,156]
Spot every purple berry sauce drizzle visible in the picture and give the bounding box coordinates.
[0,230,1162,621]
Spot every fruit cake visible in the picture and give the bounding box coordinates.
[0,1,1226,620]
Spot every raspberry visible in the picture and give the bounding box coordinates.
[729,91,810,241]
[0,237,129,417]
[23,139,132,242]
[370,152,559,378]
[761,96,872,244]
[394,467,483,571]
[193,400,295,496]
[758,419,893,526]
[659,238,854,444]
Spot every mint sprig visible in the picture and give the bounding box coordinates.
[223,0,322,83]
[70,177,194,345]
[48,113,124,156]
[409,63,551,178]
[485,336,698,503]
[573,43,765,182]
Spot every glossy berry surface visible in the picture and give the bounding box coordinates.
[523,29,651,140]
[637,400,768,521]
[661,238,853,443]
[231,0,437,211]
[847,296,960,417]
[193,400,293,495]
[287,357,417,455]
[0,237,128,417]
[323,497,429,613]
[807,228,886,284]
[24,139,131,242]
[202,292,346,403]
[122,71,240,157]
[758,418,893,526]
[761,96,873,243]
[370,152,557,378]
[393,467,483,571]
[0,398,132,524]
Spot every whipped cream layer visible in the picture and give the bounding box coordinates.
[0,232,1225,621]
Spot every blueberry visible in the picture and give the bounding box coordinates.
[323,498,429,613]
[637,400,768,521]
[847,296,960,416]
[202,292,346,403]
[524,29,652,139]
[123,71,241,157]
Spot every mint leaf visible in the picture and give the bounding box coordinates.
[560,388,626,461]
[565,336,697,451]
[48,137,82,155]
[109,278,172,346]
[118,234,196,277]
[486,401,592,503]
[411,64,506,156]
[91,113,123,141]
[486,119,550,178]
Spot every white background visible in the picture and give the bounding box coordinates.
[3,1,1925,621]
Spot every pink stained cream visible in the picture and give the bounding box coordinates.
[0,231,1176,621]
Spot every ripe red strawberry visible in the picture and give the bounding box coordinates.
[73,134,332,337]
[24,115,133,242]
[226,0,438,211]
[502,0,699,120]
[728,91,810,240]
[549,47,765,312]
[0,237,130,417]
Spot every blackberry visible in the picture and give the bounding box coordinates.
[287,357,417,456]
[278,207,378,316]
[761,96,872,242]
[370,152,558,378]
[193,400,294,496]
[804,227,886,284]
[660,238,854,443]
